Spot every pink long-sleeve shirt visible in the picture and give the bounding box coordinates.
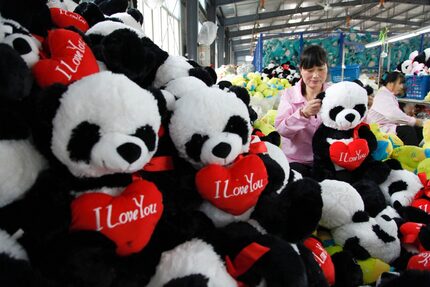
[275,80,328,164]
[366,86,416,134]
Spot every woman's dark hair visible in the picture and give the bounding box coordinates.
[380,71,404,86]
[300,45,328,69]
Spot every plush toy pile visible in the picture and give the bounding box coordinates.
[1,1,430,287]
[397,48,430,75]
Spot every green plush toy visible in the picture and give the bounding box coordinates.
[391,145,430,172]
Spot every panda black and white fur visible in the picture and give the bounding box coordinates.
[319,179,401,264]
[17,71,169,287]
[0,17,41,68]
[312,81,384,184]
[81,7,216,89]
[165,77,298,227]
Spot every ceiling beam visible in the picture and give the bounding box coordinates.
[354,15,422,26]
[230,17,345,38]
[222,0,430,26]
[223,0,379,26]
[215,0,250,6]
[234,50,250,57]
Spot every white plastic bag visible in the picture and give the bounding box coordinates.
[198,21,218,46]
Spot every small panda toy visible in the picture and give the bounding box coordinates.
[312,81,389,184]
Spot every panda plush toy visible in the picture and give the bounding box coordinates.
[15,71,174,287]
[312,81,397,185]
[162,76,336,286]
[0,43,48,286]
[81,11,217,89]
[319,179,401,269]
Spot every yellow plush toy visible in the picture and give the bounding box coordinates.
[369,123,403,161]
[391,145,430,172]
[417,120,430,178]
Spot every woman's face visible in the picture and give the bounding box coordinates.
[300,64,328,89]
[391,78,405,96]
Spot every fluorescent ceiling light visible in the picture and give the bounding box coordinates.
[245,55,254,62]
[365,25,430,48]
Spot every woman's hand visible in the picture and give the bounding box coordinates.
[301,99,322,118]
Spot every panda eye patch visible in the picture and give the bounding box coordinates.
[185,134,209,162]
[354,104,366,118]
[68,121,101,163]
[133,125,156,152]
[12,38,32,55]
[223,116,249,145]
[329,106,344,121]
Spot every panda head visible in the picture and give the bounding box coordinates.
[0,18,40,68]
[319,81,368,131]
[168,78,252,169]
[32,71,162,178]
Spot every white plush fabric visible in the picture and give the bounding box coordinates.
[0,229,28,260]
[153,56,194,88]
[263,141,290,194]
[379,169,423,206]
[52,71,161,177]
[0,140,46,208]
[110,12,143,31]
[146,239,237,287]
[199,201,254,227]
[319,179,365,229]
[86,20,145,38]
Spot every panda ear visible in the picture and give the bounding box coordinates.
[204,66,217,85]
[228,85,250,106]
[384,159,403,170]
[127,8,143,25]
[316,91,325,101]
[217,80,232,90]
[74,2,106,27]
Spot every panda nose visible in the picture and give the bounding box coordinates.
[212,142,232,158]
[117,143,142,164]
[345,113,355,123]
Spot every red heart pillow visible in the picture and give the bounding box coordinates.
[50,8,89,32]
[304,237,335,286]
[411,198,430,215]
[407,251,430,270]
[195,154,268,215]
[329,139,369,171]
[70,179,163,256]
[32,29,99,88]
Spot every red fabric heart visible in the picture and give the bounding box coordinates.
[32,29,99,88]
[195,154,268,215]
[411,199,430,215]
[70,179,163,256]
[50,8,89,32]
[407,251,430,270]
[304,237,335,286]
[329,139,369,171]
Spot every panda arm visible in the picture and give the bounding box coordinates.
[357,125,377,152]
[312,127,336,180]
[257,154,286,195]
[343,236,371,260]
[20,169,73,242]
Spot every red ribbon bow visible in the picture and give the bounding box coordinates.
[225,242,270,287]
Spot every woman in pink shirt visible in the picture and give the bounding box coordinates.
[275,45,329,176]
[366,71,424,145]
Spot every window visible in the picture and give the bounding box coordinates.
[137,0,181,55]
